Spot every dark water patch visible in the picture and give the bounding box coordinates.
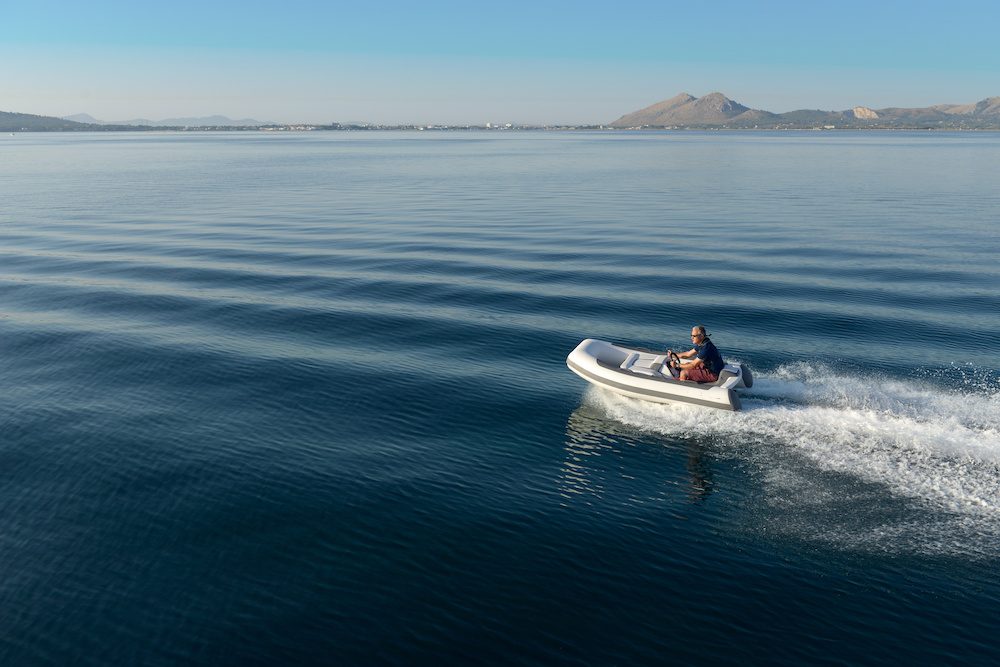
[3,131,1000,665]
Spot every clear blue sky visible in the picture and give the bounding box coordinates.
[2,0,997,124]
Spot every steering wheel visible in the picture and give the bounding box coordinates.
[668,352,681,369]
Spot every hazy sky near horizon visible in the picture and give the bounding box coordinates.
[2,0,998,125]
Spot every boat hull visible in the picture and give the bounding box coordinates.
[567,338,751,412]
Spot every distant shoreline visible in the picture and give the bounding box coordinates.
[6,124,1000,133]
[7,101,1000,133]
[5,98,1000,133]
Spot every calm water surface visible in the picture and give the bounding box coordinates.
[2,130,1000,664]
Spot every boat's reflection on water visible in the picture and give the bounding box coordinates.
[561,405,714,506]
[684,445,714,503]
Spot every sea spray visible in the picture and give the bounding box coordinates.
[585,364,1000,556]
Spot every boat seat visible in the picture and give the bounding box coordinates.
[620,352,668,377]
[702,369,737,386]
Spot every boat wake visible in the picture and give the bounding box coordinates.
[585,362,1000,557]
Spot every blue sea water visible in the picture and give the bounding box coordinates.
[2,130,999,664]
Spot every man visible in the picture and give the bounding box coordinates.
[668,326,724,382]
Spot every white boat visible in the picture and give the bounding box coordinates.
[567,338,753,411]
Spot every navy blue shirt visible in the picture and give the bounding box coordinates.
[696,340,725,376]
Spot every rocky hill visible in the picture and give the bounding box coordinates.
[611,94,1000,129]
[611,92,753,126]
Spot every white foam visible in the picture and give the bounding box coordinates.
[584,363,1000,556]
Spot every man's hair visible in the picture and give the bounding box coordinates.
[694,325,709,338]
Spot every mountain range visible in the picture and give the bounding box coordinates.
[610,93,1000,128]
[0,110,282,132]
[61,113,273,127]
